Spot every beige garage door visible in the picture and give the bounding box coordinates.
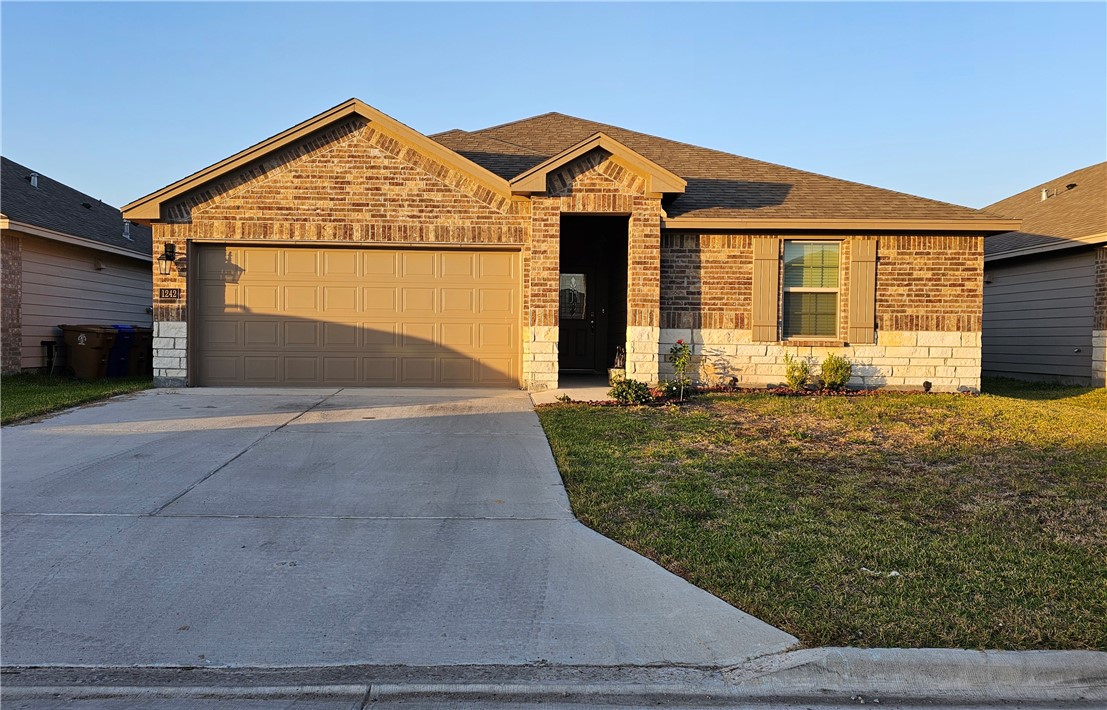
[195,245,520,387]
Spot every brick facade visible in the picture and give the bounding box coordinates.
[659,233,984,391]
[1,232,22,373]
[147,115,986,392]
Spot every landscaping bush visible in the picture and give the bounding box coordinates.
[821,353,853,391]
[608,378,653,405]
[783,354,811,391]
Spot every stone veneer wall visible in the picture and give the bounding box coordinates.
[1,232,23,373]
[659,329,980,392]
[659,233,984,392]
[1094,246,1107,387]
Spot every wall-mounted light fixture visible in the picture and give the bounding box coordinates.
[158,243,177,276]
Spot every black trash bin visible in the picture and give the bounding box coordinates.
[59,325,117,379]
[129,326,154,377]
[108,325,136,377]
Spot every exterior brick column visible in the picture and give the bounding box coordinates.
[152,224,189,386]
[625,196,662,383]
[522,197,561,391]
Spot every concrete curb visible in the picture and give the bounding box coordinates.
[3,648,1105,706]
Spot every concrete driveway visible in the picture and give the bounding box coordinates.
[1,388,795,669]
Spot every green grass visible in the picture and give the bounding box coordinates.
[1,373,153,425]
[536,377,1107,650]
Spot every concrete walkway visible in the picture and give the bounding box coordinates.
[1,388,795,669]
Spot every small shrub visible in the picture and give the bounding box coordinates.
[821,353,853,391]
[609,378,653,405]
[667,339,693,402]
[783,354,811,391]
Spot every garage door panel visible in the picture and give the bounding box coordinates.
[202,320,240,347]
[478,358,515,384]
[323,357,358,383]
[284,357,319,382]
[244,321,279,347]
[324,251,359,277]
[363,252,397,276]
[200,284,239,314]
[283,322,319,347]
[197,246,519,386]
[441,323,474,349]
[284,251,319,276]
[362,287,396,312]
[202,356,239,382]
[440,358,475,384]
[283,286,318,312]
[243,356,279,383]
[402,252,436,277]
[479,252,515,278]
[243,286,278,312]
[479,289,515,315]
[323,286,358,312]
[244,249,278,276]
[441,252,475,277]
[402,358,436,384]
[402,323,437,349]
[323,322,358,347]
[441,288,475,313]
[363,357,398,382]
[402,288,435,313]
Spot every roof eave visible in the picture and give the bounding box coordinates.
[661,216,1022,234]
[123,99,514,223]
[1,218,153,261]
[985,231,1107,262]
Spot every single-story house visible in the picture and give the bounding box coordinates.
[1,157,153,373]
[122,99,1018,391]
[982,162,1107,387]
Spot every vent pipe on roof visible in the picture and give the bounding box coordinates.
[1040,188,1050,201]
[123,220,132,241]
[28,173,39,188]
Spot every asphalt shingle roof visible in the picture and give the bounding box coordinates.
[432,112,999,222]
[983,162,1107,257]
[1,156,151,257]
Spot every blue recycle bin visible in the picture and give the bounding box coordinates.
[107,325,136,377]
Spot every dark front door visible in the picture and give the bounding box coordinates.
[558,216,628,374]
[558,272,602,370]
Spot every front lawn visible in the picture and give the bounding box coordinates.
[1,373,153,425]
[536,378,1107,650]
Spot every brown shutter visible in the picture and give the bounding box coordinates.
[751,237,780,342]
[848,238,877,344]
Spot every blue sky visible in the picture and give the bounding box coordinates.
[2,2,1104,209]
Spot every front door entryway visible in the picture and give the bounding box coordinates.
[558,216,628,374]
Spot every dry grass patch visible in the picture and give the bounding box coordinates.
[537,379,1106,650]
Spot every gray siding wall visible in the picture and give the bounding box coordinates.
[982,249,1094,384]
[20,235,152,370]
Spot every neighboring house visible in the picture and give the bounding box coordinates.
[982,162,1107,387]
[1,157,153,373]
[123,99,1018,392]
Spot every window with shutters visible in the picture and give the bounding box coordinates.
[782,241,840,338]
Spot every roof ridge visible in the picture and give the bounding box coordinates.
[984,161,1106,211]
[467,110,567,136]
[474,113,987,217]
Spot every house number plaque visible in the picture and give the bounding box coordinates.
[159,288,181,300]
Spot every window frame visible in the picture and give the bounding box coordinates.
[781,239,842,340]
